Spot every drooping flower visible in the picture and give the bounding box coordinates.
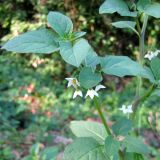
[73,90,83,99]
[65,78,80,88]
[85,89,99,99]
[85,84,106,99]
[144,50,160,61]
[119,104,133,114]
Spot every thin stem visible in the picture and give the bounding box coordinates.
[94,97,124,160]
[134,14,149,110]
[94,97,111,135]
[139,14,149,64]
[132,85,156,119]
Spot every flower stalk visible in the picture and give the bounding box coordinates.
[93,97,111,135]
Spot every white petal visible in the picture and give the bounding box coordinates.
[126,105,133,113]
[119,105,127,114]
[67,80,73,88]
[76,80,80,87]
[85,89,99,99]
[73,90,83,99]
[65,78,74,81]
[95,85,106,92]
[93,90,99,97]
[153,50,160,57]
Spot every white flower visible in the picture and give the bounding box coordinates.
[85,89,99,99]
[119,104,133,114]
[144,50,160,61]
[85,84,106,99]
[65,78,80,88]
[73,90,83,99]
[95,85,106,92]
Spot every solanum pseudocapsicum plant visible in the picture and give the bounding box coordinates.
[1,0,160,159]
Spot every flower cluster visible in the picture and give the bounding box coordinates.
[119,104,133,114]
[144,50,160,61]
[65,78,106,99]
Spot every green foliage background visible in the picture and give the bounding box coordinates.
[0,0,160,159]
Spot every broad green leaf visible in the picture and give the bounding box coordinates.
[2,29,59,54]
[99,0,137,17]
[150,57,160,80]
[105,136,120,157]
[63,137,108,160]
[70,121,107,144]
[123,136,150,154]
[59,39,90,67]
[47,11,73,36]
[40,147,58,160]
[137,0,160,18]
[79,67,102,89]
[112,118,132,136]
[100,56,155,82]
[84,48,100,68]
[112,21,139,35]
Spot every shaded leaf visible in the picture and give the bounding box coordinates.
[2,29,59,54]
[48,11,73,36]
[70,121,107,144]
[123,136,150,154]
[84,48,100,68]
[150,57,160,80]
[137,0,160,18]
[59,39,90,67]
[99,0,137,17]
[40,147,58,160]
[64,138,108,160]
[79,67,102,89]
[100,56,155,83]
[105,136,120,157]
[112,118,132,136]
[112,21,138,35]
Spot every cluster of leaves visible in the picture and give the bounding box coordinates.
[1,0,160,160]
[64,119,150,160]
[2,10,160,91]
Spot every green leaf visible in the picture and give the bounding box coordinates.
[112,21,139,35]
[2,29,59,54]
[112,118,132,136]
[84,48,100,68]
[70,121,107,144]
[123,136,150,154]
[47,11,73,36]
[40,147,58,160]
[79,67,102,89]
[59,39,90,67]
[99,0,137,17]
[150,57,160,80]
[105,136,120,157]
[100,56,155,82]
[137,0,160,18]
[73,31,86,40]
[124,153,147,160]
[63,137,108,160]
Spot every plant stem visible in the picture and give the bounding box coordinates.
[139,14,148,64]
[132,85,156,119]
[134,14,149,110]
[94,97,125,160]
[94,97,111,135]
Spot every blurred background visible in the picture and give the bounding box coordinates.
[0,0,160,159]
